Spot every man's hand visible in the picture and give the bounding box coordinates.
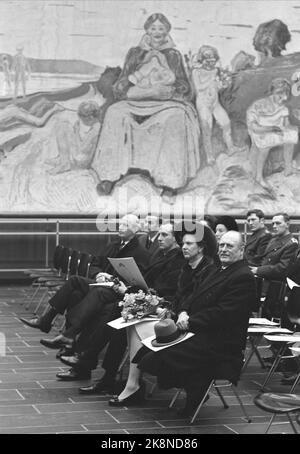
[95,272,113,283]
[113,280,127,295]
[176,311,189,331]
[249,266,258,275]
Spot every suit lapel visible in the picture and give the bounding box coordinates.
[246,232,256,246]
[148,248,180,270]
[195,260,245,295]
[246,229,265,247]
[118,236,138,256]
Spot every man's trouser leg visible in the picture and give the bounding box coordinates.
[49,275,92,315]
[64,287,118,338]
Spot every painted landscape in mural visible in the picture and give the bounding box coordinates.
[1,0,300,215]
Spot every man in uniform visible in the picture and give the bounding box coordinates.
[249,212,298,319]
[244,209,271,266]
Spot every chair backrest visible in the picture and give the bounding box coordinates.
[52,245,65,271]
[68,249,81,278]
[60,247,73,276]
[78,252,93,278]
[261,279,288,319]
[286,284,300,320]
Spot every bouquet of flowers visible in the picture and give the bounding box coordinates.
[119,289,167,322]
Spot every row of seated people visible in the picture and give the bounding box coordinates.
[19,210,300,415]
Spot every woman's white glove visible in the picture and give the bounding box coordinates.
[95,272,113,283]
[113,280,127,295]
[176,311,189,331]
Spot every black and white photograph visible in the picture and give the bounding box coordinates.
[1,0,300,436]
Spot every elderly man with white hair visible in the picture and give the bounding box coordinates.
[139,231,256,416]
[19,214,150,379]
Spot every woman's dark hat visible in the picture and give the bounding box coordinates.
[174,220,218,258]
[215,216,239,232]
[151,319,188,347]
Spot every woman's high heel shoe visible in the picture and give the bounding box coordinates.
[108,381,146,407]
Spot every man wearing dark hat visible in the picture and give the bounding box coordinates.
[215,215,239,243]
[138,230,256,417]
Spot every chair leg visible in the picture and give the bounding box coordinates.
[58,317,66,333]
[214,384,229,409]
[25,284,42,310]
[169,389,182,409]
[253,342,267,369]
[116,348,129,382]
[287,413,299,434]
[148,382,156,397]
[290,372,300,393]
[242,338,257,372]
[33,289,48,315]
[265,414,276,434]
[190,380,214,424]
[231,384,251,423]
[261,344,285,391]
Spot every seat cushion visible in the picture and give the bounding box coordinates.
[254,393,300,413]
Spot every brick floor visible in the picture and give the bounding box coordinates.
[0,285,298,434]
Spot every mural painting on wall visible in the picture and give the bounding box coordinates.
[1,0,300,215]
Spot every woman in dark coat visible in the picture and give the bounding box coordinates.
[108,222,219,406]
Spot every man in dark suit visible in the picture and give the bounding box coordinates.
[19,215,149,347]
[139,231,256,416]
[138,215,161,259]
[244,209,271,266]
[249,212,298,318]
[59,222,186,385]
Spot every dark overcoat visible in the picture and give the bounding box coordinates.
[88,235,150,279]
[139,259,256,388]
[143,247,185,300]
[256,233,298,281]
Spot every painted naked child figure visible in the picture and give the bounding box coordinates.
[127,46,176,101]
[191,45,236,165]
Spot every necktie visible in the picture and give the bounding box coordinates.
[146,234,152,249]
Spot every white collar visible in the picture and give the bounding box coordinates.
[138,33,176,51]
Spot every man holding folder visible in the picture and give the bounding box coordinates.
[59,222,185,386]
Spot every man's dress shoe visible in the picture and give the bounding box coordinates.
[59,353,95,371]
[56,368,91,381]
[56,347,74,359]
[108,383,146,407]
[40,334,73,349]
[19,317,51,333]
[79,378,115,395]
[59,354,80,367]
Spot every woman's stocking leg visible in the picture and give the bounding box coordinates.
[117,326,143,400]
